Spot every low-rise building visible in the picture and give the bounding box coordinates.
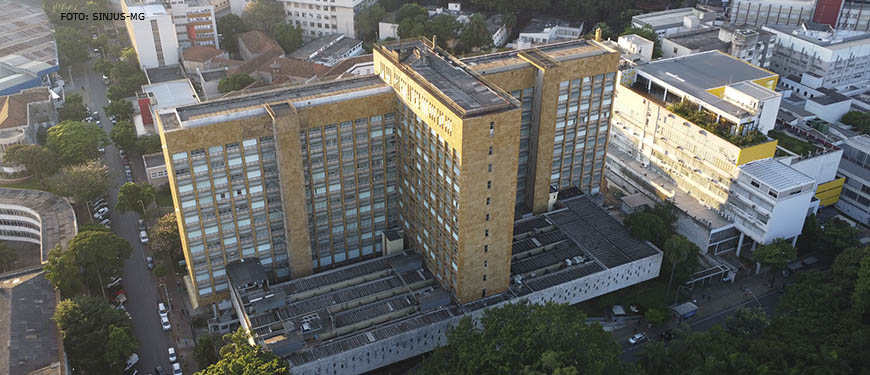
[487,14,510,47]
[514,18,583,50]
[631,7,717,38]
[729,0,816,27]
[662,24,776,68]
[282,0,379,40]
[287,33,363,66]
[836,134,870,224]
[181,45,229,74]
[0,87,56,164]
[0,2,59,96]
[617,34,655,64]
[143,152,169,185]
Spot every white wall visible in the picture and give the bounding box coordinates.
[378,22,398,40]
[764,190,813,242]
[804,98,853,123]
[785,149,844,184]
[757,95,782,134]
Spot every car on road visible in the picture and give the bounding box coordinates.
[93,111,100,120]
[161,316,171,331]
[96,120,102,128]
[124,353,138,371]
[158,302,168,318]
[94,207,109,218]
[100,218,112,227]
[139,230,149,244]
[93,201,108,211]
[106,276,122,289]
[138,219,146,231]
[98,146,105,153]
[628,332,648,345]
[146,256,155,270]
[172,362,182,375]
[168,347,177,363]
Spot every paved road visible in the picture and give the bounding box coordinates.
[67,56,173,374]
[620,289,781,362]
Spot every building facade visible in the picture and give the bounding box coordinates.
[122,1,181,69]
[157,39,619,306]
[662,25,777,69]
[836,135,870,224]
[632,7,717,38]
[729,0,817,27]
[165,0,220,49]
[283,0,378,40]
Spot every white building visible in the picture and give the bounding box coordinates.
[631,7,717,38]
[165,0,220,49]
[662,24,777,68]
[514,18,583,50]
[122,1,181,69]
[837,135,870,224]
[729,0,816,27]
[283,0,378,40]
[618,34,655,63]
[763,23,870,95]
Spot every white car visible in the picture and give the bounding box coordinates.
[99,218,112,227]
[161,316,171,331]
[158,302,168,318]
[125,353,139,371]
[172,362,182,375]
[93,207,109,218]
[628,332,648,345]
[168,347,177,363]
[139,230,149,244]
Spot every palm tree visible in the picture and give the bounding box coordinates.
[663,235,699,296]
[0,243,18,272]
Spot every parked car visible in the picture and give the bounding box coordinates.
[96,120,102,128]
[100,218,111,227]
[146,256,154,270]
[161,316,171,331]
[106,276,122,289]
[125,353,139,371]
[168,347,177,363]
[158,302,168,318]
[172,362,182,375]
[98,146,105,153]
[93,201,108,211]
[628,332,648,345]
[154,365,167,375]
[94,206,109,216]
[91,198,106,206]
[138,219,146,231]
[93,111,100,120]
[139,230,149,244]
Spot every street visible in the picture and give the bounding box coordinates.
[65,57,174,374]
[620,289,781,362]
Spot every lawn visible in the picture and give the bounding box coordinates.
[769,130,816,156]
[0,178,42,190]
[156,185,173,207]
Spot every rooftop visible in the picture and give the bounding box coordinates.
[145,65,185,84]
[809,90,851,105]
[124,3,170,17]
[845,134,870,152]
[637,51,776,117]
[0,271,63,375]
[0,1,57,68]
[0,87,51,129]
[739,158,815,191]
[665,28,728,51]
[289,34,363,65]
[0,188,77,263]
[462,39,611,74]
[632,8,697,29]
[320,55,374,79]
[142,152,166,168]
[239,30,284,56]
[181,45,225,63]
[142,79,199,110]
[378,40,517,117]
[520,17,582,34]
[763,25,870,49]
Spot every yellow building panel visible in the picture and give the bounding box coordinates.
[706,86,726,98]
[752,76,778,91]
[736,139,778,165]
[815,177,845,206]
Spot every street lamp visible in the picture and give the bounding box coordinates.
[138,199,147,222]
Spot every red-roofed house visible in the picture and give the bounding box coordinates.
[238,30,284,60]
[181,45,229,74]
[0,87,56,164]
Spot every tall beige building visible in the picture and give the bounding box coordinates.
[157,38,618,306]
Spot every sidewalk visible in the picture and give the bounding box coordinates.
[164,271,199,372]
[610,273,777,343]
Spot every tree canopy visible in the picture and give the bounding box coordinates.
[104,99,134,121]
[59,93,89,122]
[242,0,285,32]
[108,61,148,100]
[271,23,303,54]
[840,111,870,134]
[2,144,60,178]
[53,296,137,375]
[43,160,111,203]
[217,14,250,58]
[151,213,182,260]
[354,5,387,43]
[46,121,107,165]
[137,134,162,154]
[753,238,797,285]
[422,301,634,374]
[116,182,157,217]
[218,73,256,93]
[662,234,700,291]
[55,26,89,66]
[194,333,226,368]
[109,120,138,153]
[67,230,132,288]
[623,211,671,248]
[457,14,494,54]
[45,245,84,296]
[196,329,288,375]
[725,307,770,337]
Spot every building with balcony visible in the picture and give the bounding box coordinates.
[283,0,379,40]
[122,1,181,69]
[607,51,816,255]
[164,0,220,49]
[156,38,619,307]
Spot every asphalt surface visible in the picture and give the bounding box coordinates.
[620,289,781,362]
[67,56,174,375]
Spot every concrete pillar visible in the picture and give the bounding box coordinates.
[647,78,652,92]
[791,235,798,247]
[663,87,668,102]
[736,232,745,257]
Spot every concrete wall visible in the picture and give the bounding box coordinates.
[804,98,852,123]
[785,149,843,185]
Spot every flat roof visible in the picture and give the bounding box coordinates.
[142,79,199,109]
[845,134,870,152]
[519,17,581,34]
[764,25,870,49]
[142,152,166,168]
[0,188,77,262]
[739,158,814,191]
[730,81,778,100]
[462,39,611,74]
[0,271,62,375]
[633,8,696,29]
[379,40,516,117]
[810,91,851,105]
[0,1,57,68]
[124,3,169,17]
[145,65,185,84]
[638,51,776,117]
[665,28,728,51]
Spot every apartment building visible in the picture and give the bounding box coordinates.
[607,51,816,254]
[165,0,220,49]
[729,0,817,27]
[156,38,618,306]
[283,0,377,40]
[122,1,180,69]
[836,135,870,224]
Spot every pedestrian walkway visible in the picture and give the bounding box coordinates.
[165,271,199,372]
[610,272,777,344]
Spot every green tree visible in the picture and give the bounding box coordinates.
[421,302,633,374]
[218,73,256,93]
[90,34,111,55]
[853,254,870,315]
[194,333,226,368]
[67,230,132,288]
[2,144,60,179]
[53,296,136,374]
[78,223,111,233]
[398,15,427,39]
[55,26,89,66]
[271,23,303,54]
[116,182,157,217]
[753,238,798,286]
[104,99,134,121]
[137,134,162,154]
[623,212,669,247]
[644,306,670,328]
[637,340,671,375]
[93,58,114,77]
[830,246,869,288]
[426,15,461,50]
[217,14,250,58]
[396,3,428,24]
[662,234,699,294]
[58,93,89,122]
[109,61,148,100]
[104,325,139,374]
[197,328,288,375]
[242,0,285,31]
[354,4,387,42]
[796,214,823,256]
[725,307,770,336]
[584,22,615,40]
[109,120,138,152]
[380,0,405,12]
[0,243,18,272]
[44,245,83,297]
[43,160,111,203]
[820,218,860,257]
[621,26,661,58]
[46,120,108,165]
[151,213,182,260]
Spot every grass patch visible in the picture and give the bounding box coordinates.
[0,179,43,190]
[156,185,173,207]
[769,130,816,156]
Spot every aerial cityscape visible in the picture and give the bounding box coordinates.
[0,0,868,374]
